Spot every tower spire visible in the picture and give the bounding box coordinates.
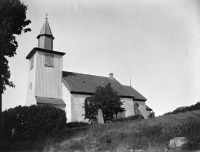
[130,76,132,86]
[37,15,54,50]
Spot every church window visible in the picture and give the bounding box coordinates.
[30,56,34,69]
[45,54,54,67]
[85,97,92,114]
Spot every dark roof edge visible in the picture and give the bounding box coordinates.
[133,99,146,102]
[26,47,65,59]
[71,91,134,99]
[37,102,66,106]
[37,34,55,39]
[146,106,152,111]
[62,78,72,92]
[71,91,93,95]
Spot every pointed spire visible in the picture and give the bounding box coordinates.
[37,15,54,50]
[37,16,54,39]
[130,76,132,86]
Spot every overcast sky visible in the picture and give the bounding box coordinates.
[2,0,200,115]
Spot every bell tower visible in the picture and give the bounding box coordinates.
[26,18,65,106]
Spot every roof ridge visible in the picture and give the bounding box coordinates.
[62,71,109,79]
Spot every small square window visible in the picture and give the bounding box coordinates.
[45,54,54,67]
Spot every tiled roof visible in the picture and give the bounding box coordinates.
[36,96,66,106]
[123,85,147,101]
[62,71,134,98]
[146,105,152,111]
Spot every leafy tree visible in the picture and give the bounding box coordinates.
[148,111,155,118]
[84,83,125,123]
[0,0,31,139]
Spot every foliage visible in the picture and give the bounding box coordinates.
[165,102,200,115]
[0,0,31,92]
[66,122,90,128]
[86,110,200,151]
[3,110,200,151]
[148,111,155,118]
[2,105,66,141]
[112,114,144,123]
[83,83,125,123]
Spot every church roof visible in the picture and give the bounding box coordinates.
[62,71,146,101]
[123,85,147,101]
[37,18,54,39]
[36,96,66,106]
[146,105,152,111]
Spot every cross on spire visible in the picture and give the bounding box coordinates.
[46,13,48,19]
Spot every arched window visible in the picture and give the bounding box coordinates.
[85,97,91,106]
[85,97,91,114]
[134,103,141,115]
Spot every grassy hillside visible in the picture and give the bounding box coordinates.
[2,106,200,151]
[41,110,200,152]
[165,102,200,115]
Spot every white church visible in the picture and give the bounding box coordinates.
[25,18,152,122]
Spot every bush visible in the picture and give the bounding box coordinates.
[165,102,200,115]
[112,115,144,123]
[66,122,90,128]
[2,105,66,141]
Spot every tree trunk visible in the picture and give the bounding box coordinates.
[0,92,2,141]
[0,26,2,141]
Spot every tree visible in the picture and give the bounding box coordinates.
[84,83,125,123]
[0,0,31,140]
[148,111,155,118]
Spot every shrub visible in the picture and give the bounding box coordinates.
[165,102,200,115]
[112,115,144,123]
[2,105,66,141]
[66,122,90,128]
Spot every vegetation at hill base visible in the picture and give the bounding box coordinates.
[1,105,66,141]
[2,108,200,152]
[84,83,125,123]
[165,102,200,115]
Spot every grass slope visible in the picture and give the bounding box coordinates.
[2,110,200,152]
[42,110,200,152]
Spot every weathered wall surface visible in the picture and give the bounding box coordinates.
[133,100,148,119]
[35,51,63,99]
[146,109,151,117]
[71,94,90,122]
[26,52,37,106]
[120,98,134,117]
[62,82,72,122]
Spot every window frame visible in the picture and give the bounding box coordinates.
[45,54,54,67]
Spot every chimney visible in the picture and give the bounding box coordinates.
[109,73,114,80]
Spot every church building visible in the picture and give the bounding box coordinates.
[25,18,152,122]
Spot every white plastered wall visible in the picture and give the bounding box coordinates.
[71,94,90,122]
[62,82,72,122]
[133,100,148,119]
[146,109,151,117]
[120,98,134,117]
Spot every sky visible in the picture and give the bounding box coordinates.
[2,0,200,116]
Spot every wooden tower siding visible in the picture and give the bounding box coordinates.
[35,51,63,99]
[26,52,37,106]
